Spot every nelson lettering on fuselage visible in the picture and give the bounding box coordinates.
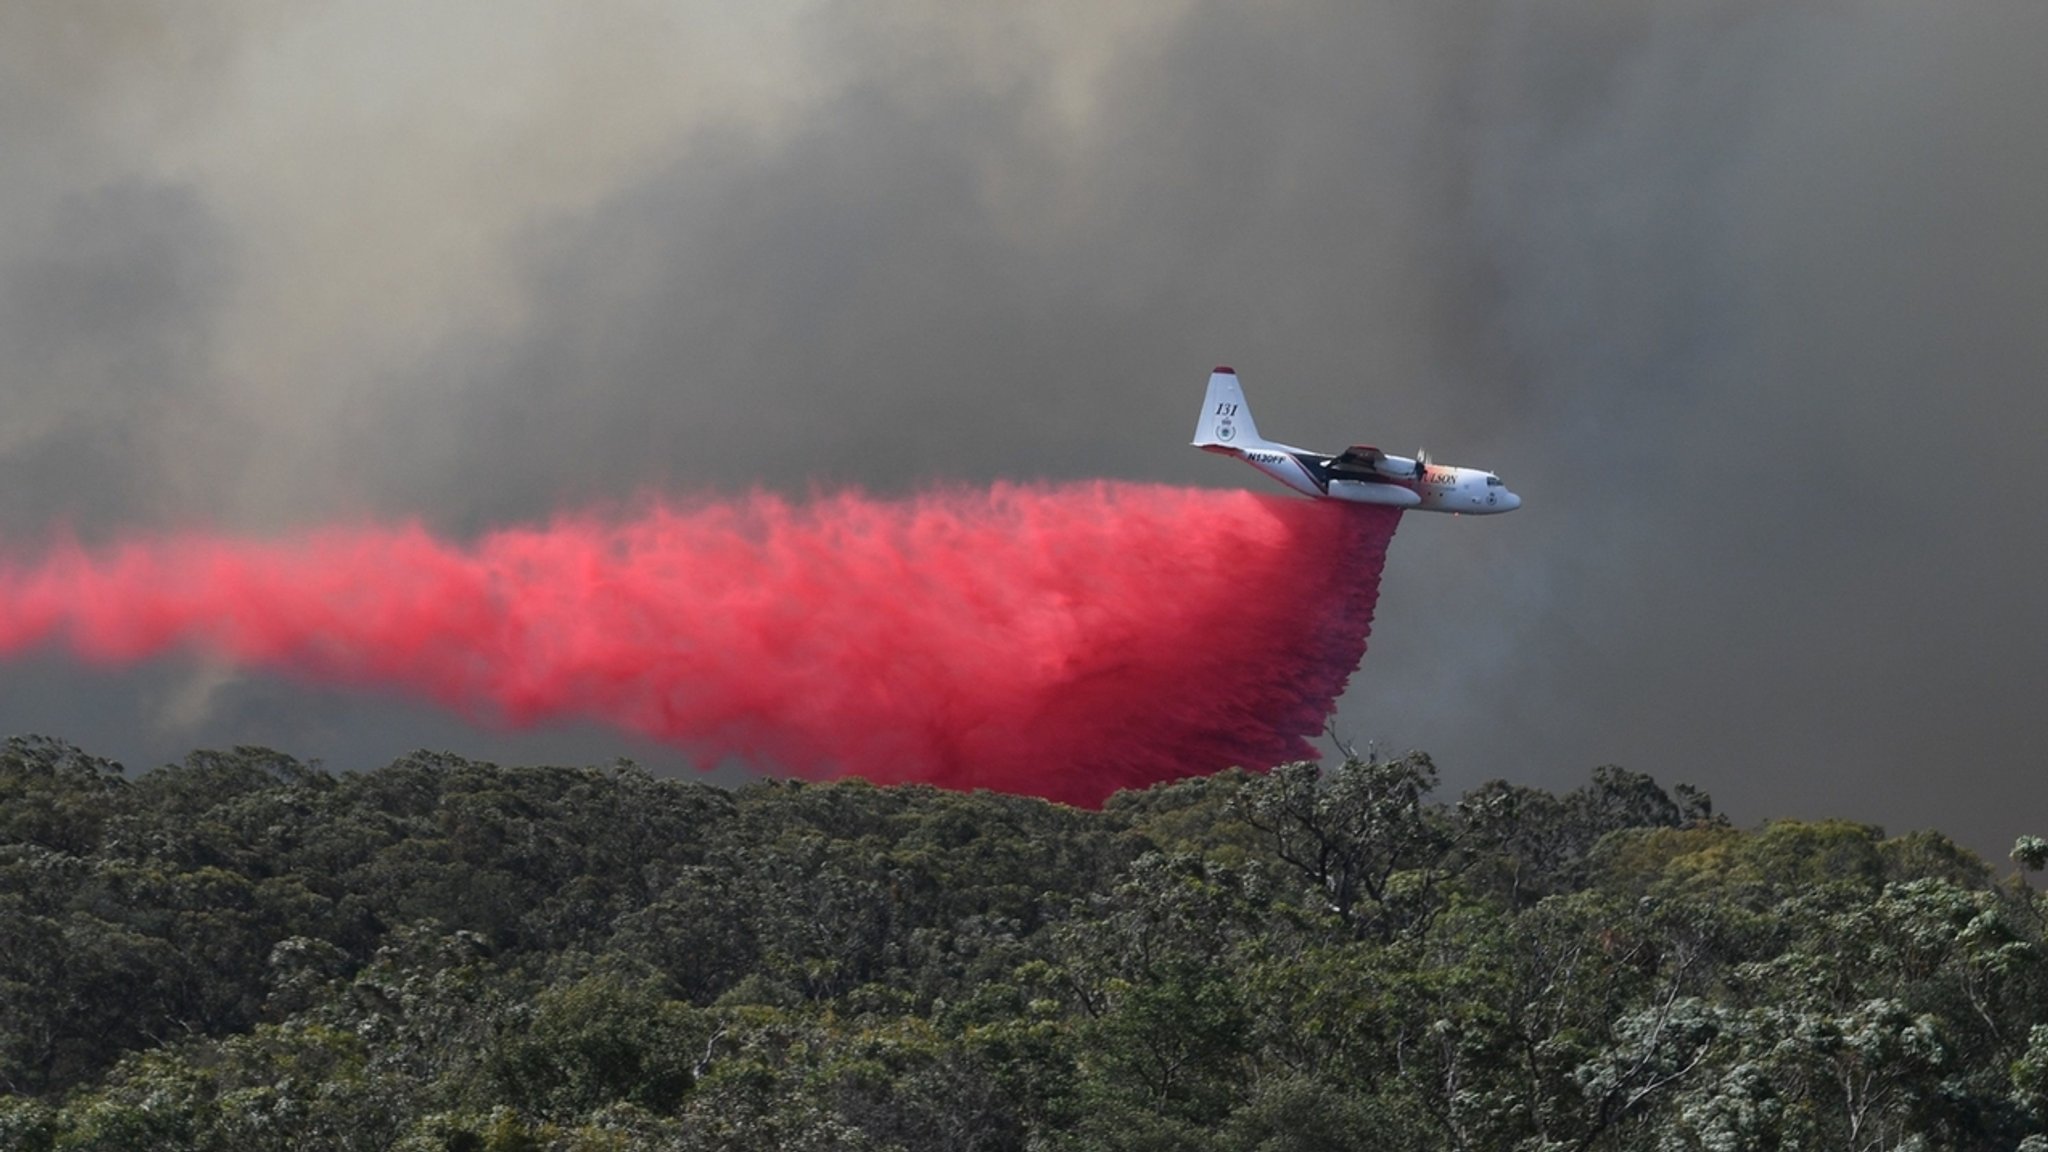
[1192,367,1521,514]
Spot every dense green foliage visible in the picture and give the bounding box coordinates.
[2,734,2044,1150]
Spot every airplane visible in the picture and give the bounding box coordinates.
[1192,366,1521,513]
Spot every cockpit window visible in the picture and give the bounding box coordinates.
[1485,475,1503,487]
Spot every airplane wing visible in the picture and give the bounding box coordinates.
[1329,445,1387,473]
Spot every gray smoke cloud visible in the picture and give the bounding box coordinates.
[1,1,2043,859]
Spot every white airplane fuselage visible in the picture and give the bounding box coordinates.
[1192,367,1521,514]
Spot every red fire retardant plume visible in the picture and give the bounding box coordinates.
[0,484,1399,805]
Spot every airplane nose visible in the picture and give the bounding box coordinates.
[1503,491,1522,511]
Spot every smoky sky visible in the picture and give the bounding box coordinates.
[2,1,2044,860]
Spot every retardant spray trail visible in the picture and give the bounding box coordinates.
[0,483,1398,805]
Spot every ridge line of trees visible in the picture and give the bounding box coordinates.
[3,734,2045,1150]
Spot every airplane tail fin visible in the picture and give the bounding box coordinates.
[1192,366,1265,448]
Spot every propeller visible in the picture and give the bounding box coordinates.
[1414,448,1430,477]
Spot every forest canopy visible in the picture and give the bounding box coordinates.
[1,735,2043,1151]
